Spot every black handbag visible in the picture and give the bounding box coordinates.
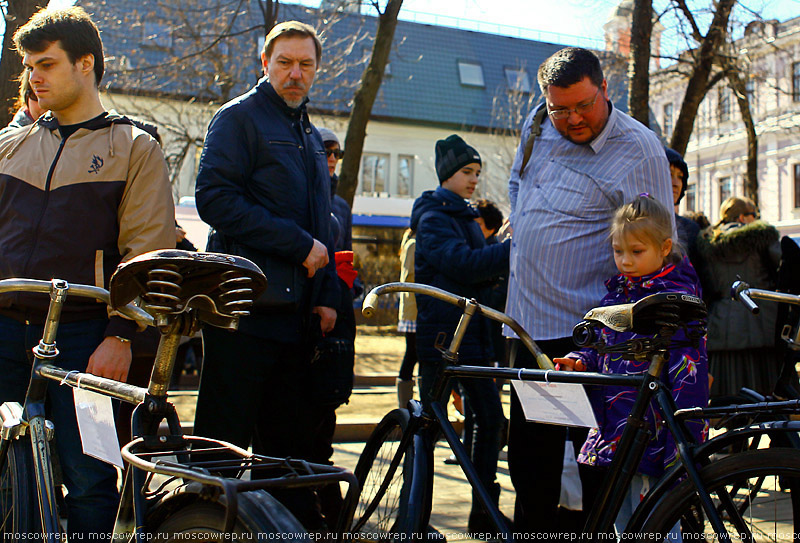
[207,230,306,312]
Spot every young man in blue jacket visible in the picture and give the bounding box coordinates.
[411,135,511,533]
[194,21,339,530]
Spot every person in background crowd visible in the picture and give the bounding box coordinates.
[0,7,174,537]
[665,148,700,265]
[412,134,511,534]
[194,20,339,530]
[5,72,44,130]
[397,227,418,407]
[687,211,710,231]
[475,198,508,364]
[311,126,358,528]
[447,198,510,465]
[696,196,781,399]
[175,223,197,251]
[505,46,673,535]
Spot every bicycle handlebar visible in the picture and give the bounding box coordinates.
[731,281,760,315]
[0,278,154,327]
[731,280,800,315]
[362,282,555,370]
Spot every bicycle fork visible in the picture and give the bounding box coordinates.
[25,279,69,538]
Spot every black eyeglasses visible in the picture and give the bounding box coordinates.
[547,89,601,120]
[325,149,344,159]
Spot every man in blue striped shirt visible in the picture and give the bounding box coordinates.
[505,47,672,535]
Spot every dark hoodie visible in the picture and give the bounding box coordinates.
[410,186,510,364]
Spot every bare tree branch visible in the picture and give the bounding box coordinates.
[338,0,404,207]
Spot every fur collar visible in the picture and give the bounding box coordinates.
[697,220,778,259]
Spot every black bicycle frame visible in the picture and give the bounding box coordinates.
[364,282,800,541]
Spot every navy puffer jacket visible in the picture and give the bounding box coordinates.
[410,187,510,364]
[195,78,338,341]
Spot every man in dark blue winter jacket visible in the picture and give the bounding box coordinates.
[193,21,339,530]
[411,134,511,533]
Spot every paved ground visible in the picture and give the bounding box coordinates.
[337,327,514,536]
[169,326,515,538]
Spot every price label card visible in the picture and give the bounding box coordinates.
[73,388,123,468]
[512,380,598,428]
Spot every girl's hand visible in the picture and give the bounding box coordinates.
[554,357,585,372]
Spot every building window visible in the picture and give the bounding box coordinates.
[718,87,731,122]
[397,155,414,197]
[794,62,800,102]
[662,102,673,139]
[504,68,531,93]
[142,22,172,48]
[719,176,733,205]
[361,153,389,195]
[458,61,484,87]
[794,164,800,208]
[685,184,696,212]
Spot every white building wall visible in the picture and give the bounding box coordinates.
[650,16,800,233]
[101,91,520,218]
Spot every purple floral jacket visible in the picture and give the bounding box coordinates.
[567,257,709,478]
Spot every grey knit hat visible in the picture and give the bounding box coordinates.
[318,127,340,146]
[435,134,481,183]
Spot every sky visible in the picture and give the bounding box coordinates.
[43,0,800,49]
[37,0,800,60]
[285,0,800,56]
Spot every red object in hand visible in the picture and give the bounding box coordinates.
[335,251,358,288]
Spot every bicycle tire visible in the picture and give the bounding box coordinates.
[149,489,309,541]
[352,408,423,540]
[638,448,800,541]
[0,437,38,538]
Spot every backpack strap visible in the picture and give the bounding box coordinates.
[520,103,548,176]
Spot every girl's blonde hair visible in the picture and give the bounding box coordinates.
[609,194,683,265]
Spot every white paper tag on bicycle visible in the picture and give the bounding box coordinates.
[512,381,597,428]
[73,388,123,467]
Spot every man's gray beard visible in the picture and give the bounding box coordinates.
[283,97,303,109]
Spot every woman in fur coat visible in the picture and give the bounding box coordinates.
[696,196,781,398]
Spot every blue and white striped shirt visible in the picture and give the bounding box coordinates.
[505,103,672,341]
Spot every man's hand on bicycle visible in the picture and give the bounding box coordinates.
[86,336,133,382]
[554,357,586,372]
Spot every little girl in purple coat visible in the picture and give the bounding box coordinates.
[555,194,709,535]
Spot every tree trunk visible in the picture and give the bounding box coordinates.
[0,0,44,128]
[628,0,652,126]
[669,0,735,155]
[723,63,758,205]
[337,0,403,208]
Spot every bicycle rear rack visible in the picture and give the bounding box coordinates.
[121,435,359,534]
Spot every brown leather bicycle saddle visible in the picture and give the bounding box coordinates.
[583,292,707,336]
[109,250,267,330]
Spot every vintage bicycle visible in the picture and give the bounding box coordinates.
[0,250,358,541]
[353,281,800,541]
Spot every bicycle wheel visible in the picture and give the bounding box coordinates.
[149,489,309,541]
[639,448,800,541]
[0,437,37,538]
[352,408,422,539]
